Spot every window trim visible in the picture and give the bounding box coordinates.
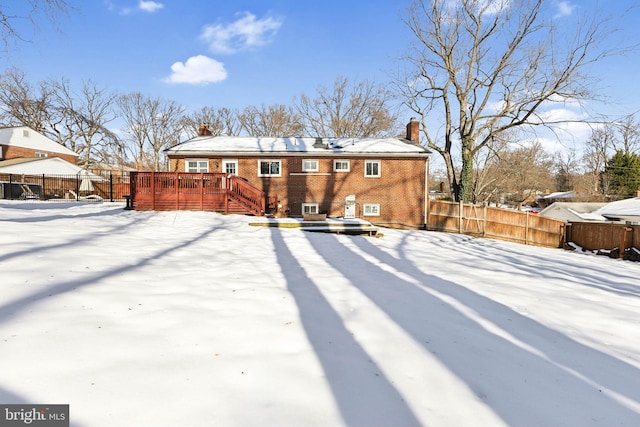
[333,159,350,172]
[302,159,319,172]
[223,159,238,175]
[363,203,380,216]
[257,159,282,177]
[302,203,319,215]
[364,160,381,177]
[185,158,209,173]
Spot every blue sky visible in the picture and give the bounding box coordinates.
[1,0,639,128]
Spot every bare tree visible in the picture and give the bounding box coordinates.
[398,0,615,202]
[481,141,554,208]
[117,92,184,171]
[295,76,397,138]
[1,1,75,49]
[239,104,303,137]
[49,78,118,165]
[613,114,640,156]
[182,106,241,138]
[0,67,54,133]
[553,150,580,192]
[147,99,185,171]
[472,134,510,205]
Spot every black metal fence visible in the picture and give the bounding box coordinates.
[0,173,130,202]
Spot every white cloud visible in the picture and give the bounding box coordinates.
[164,55,228,85]
[554,1,575,18]
[200,12,283,54]
[139,1,164,13]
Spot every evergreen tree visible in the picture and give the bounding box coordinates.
[603,151,640,198]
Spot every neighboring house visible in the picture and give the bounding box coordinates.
[539,202,608,222]
[0,126,78,164]
[0,157,93,175]
[164,118,431,227]
[540,198,640,224]
[594,197,640,223]
[535,191,577,208]
[86,162,137,178]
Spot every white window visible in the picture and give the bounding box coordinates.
[302,203,319,214]
[35,152,48,158]
[333,160,350,172]
[186,159,209,172]
[223,159,238,175]
[302,159,319,172]
[258,159,281,177]
[364,160,381,177]
[363,204,380,216]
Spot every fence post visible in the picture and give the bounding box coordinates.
[109,172,114,202]
[458,200,463,234]
[42,174,45,199]
[483,204,487,237]
[9,174,13,200]
[525,211,529,245]
[620,227,633,259]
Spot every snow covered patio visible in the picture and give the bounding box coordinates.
[1,201,639,426]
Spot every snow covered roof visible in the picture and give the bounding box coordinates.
[165,135,431,157]
[541,198,640,223]
[0,157,101,178]
[540,191,577,200]
[0,126,77,157]
[594,197,640,222]
[539,202,608,222]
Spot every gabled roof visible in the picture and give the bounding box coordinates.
[166,135,431,157]
[0,157,99,177]
[539,202,608,222]
[0,126,78,157]
[595,197,640,222]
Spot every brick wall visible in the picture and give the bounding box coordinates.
[169,155,428,226]
[1,145,78,164]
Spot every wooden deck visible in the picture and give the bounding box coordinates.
[129,172,266,216]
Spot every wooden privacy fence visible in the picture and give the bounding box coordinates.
[565,222,640,257]
[427,200,566,248]
[129,172,266,216]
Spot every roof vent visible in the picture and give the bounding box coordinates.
[313,137,326,149]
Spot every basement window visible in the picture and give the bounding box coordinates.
[302,203,319,215]
[363,204,380,216]
[35,152,48,158]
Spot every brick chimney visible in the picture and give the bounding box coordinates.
[406,117,420,143]
[198,123,212,136]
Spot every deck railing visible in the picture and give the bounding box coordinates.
[130,172,265,216]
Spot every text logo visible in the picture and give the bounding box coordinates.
[0,405,68,427]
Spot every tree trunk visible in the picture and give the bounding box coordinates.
[458,143,474,203]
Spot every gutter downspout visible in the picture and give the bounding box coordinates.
[424,158,429,229]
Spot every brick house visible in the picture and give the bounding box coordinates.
[164,118,431,227]
[0,126,78,164]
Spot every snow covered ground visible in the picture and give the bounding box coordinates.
[1,200,639,427]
